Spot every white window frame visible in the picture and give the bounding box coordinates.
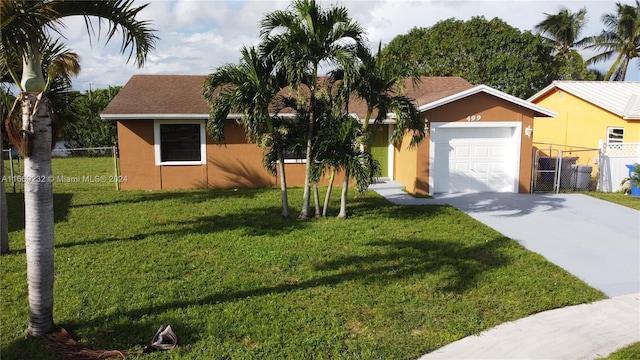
[282,150,307,164]
[606,127,624,144]
[154,120,207,166]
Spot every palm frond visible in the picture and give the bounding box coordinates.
[50,0,157,67]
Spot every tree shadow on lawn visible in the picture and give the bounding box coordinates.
[68,187,281,209]
[48,234,511,353]
[6,192,72,233]
[50,204,309,250]
[50,195,452,251]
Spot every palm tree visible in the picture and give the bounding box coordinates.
[535,7,588,59]
[352,44,425,150]
[1,0,156,336]
[1,38,79,254]
[203,46,291,218]
[313,109,380,219]
[259,0,365,219]
[584,1,640,80]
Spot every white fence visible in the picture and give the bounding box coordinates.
[599,142,640,192]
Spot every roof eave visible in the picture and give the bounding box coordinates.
[419,84,557,118]
[100,113,209,120]
[527,82,557,102]
[99,112,390,122]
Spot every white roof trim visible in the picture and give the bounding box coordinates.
[100,113,209,120]
[100,112,302,121]
[418,84,557,117]
[100,111,400,123]
[624,94,640,120]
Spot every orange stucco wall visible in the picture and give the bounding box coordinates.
[395,93,535,195]
[117,119,345,190]
[117,120,160,190]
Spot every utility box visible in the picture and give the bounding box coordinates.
[570,165,592,190]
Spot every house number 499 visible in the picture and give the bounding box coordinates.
[466,115,482,122]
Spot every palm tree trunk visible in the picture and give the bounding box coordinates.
[322,168,336,217]
[22,92,55,336]
[313,182,321,219]
[619,57,630,81]
[338,168,350,219]
[299,64,319,220]
[276,147,290,218]
[299,115,314,220]
[1,125,9,255]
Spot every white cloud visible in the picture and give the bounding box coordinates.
[61,0,639,92]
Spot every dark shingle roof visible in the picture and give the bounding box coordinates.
[102,75,210,115]
[101,74,474,119]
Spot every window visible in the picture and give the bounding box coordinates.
[154,120,206,165]
[607,127,624,144]
[283,149,307,163]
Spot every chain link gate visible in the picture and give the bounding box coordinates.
[532,143,601,193]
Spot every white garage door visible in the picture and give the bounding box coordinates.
[432,126,518,193]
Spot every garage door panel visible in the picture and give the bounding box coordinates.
[433,127,517,194]
[456,146,471,157]
[474,146,489,157]
[454,162,470,173]
[474,163,488,173]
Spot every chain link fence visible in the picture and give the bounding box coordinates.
[3,145,121,192]
[532,143,600,193]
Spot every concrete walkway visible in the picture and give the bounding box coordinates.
[368,180,640,359]
[418,293,640,360]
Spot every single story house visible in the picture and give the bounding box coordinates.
[529,81,640,149]
[101,75,555,194]
[528,81,640,191]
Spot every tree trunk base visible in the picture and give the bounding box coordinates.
[47,326,126,359]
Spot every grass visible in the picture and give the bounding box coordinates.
[585,191,640,210]
[599,342,640,359]
[1,157,605,359]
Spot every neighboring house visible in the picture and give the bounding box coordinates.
[529,81,640,149]
[528,81,640,191]
[101,75,555,194]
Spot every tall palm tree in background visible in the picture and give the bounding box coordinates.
[534,7,602,80]
[535,7,588,59]
[1,38,81,254]
[259,0,365,219]
[203,46,291,218]
[585,0,640,80]
[0,0,156,336]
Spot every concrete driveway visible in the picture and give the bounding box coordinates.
[370,181,640,297]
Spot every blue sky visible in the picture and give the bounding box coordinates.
[58,0,639,93]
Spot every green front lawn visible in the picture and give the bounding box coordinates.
[1,157,604,359]
[585,191,640,210]
[599,342,640,360]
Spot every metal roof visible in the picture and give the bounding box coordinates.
[528,81,640,120]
